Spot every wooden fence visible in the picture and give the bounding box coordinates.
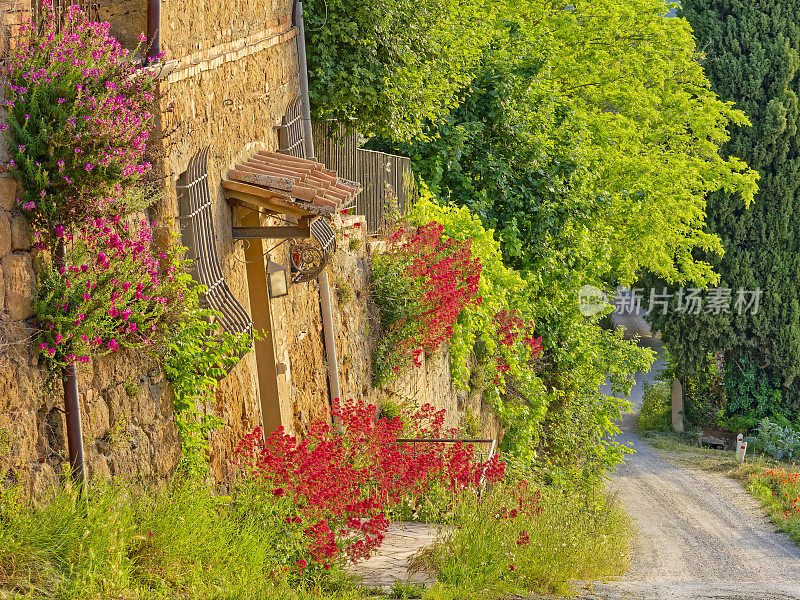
[312,121,417,234]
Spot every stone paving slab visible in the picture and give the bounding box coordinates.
[347,522,440,590]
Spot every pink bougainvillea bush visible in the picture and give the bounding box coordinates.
[233,399,505,570]
[4,1,157,234]
[371,222,482,384]
[33,216,192,369]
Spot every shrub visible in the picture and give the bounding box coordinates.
[746,418,800,462]
[33,217,191,369]
[722,355,785,431]
[415,481,631,596]
[637,380,672,432]
[404,198,551,465]
[161,288,254,479]
[5,1,157,233]
[233,399,505,570]
[747,466,800,544]
[371,222,481,385]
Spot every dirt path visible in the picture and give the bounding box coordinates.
[576,312,800,600]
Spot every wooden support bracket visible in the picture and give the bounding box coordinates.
[232,226,311,240]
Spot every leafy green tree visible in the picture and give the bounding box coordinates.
[399,0,757,286]
[657,0,800,412]
[372,0,759,471]
[303,0,492,140]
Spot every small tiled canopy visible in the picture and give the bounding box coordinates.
[223,151,361,219]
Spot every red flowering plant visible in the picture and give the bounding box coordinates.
[491,309,543,386]
[32,216,192,369]
[371,222,482,385]
[233,399,505,570]
[4,1,158,237]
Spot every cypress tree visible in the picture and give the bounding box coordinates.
[663,1,800,414]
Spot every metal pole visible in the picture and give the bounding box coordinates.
[318,270,342,432]
[56,239,86,490]
[292,0,315,160]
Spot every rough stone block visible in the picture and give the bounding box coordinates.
[0,212,11,257]
[25,463,59,500]
[105,384,129,426]
[0,177,17,212]
[147,419,180,477]
[10,213,31,250]
[2,252,35,321]
[133,385,157,426]
[86,453,111,481]
[81,387,110,440]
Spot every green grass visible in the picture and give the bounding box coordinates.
[638,430,740,472]
[0,479,369,600]
[412,482,632,599]
[0,475,631,600]
[739,464,800,544]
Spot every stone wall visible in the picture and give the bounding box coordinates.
[0,0,501,498]
[0,0,302,491]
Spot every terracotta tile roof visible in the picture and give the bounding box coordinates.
[223,151,361,218]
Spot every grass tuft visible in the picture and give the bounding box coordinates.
[413,482,631,598]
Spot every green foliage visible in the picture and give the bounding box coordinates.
[371,0,758,479]
[335,276,354,307]
[393,0,757,287]
[746,419,800,462]
[0,478,363,600]
[638,381,673,432]
[378,400,402,422]
[657,350,725,428]
[415,483,631,597]
[722,356,785,431]
[462,407,480,438]
[0,428,10,457]
[123,377,139,398]
[161,285,253,480]
[406,197,651,477]
[658,0,800,407]
[303,0,493,140]
[5,8,156,234]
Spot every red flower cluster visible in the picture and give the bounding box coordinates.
[751,468,800,518]
[234,399,505,567]
[373,222,481,382]
[493,309,543,356]
[491,309,543,384]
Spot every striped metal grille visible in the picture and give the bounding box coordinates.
[277,98,306,159]
[184,147,253,336]
[310,218,336,252]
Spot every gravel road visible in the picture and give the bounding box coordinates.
[574,311,800,600]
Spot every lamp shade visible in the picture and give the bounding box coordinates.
[267,260,289,298]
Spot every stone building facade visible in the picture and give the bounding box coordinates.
[0,0,501,496]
